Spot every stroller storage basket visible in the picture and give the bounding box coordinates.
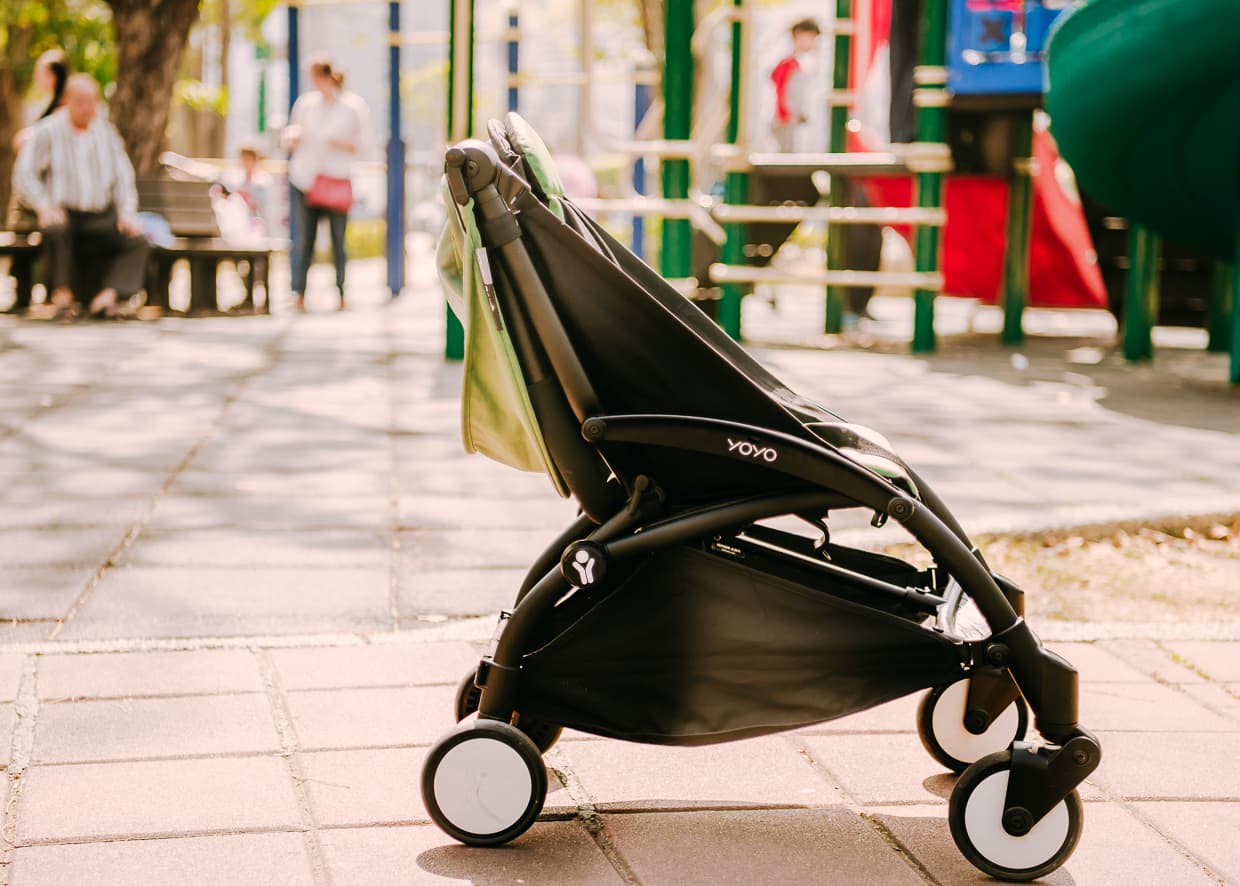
[518,545,963,746]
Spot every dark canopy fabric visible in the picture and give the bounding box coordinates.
[508,188,912,505]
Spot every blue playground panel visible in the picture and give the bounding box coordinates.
[947,0,1071,96]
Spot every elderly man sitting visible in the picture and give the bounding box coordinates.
[13,74,148,319]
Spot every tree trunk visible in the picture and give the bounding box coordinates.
[107,0,201,174]
[0,22,36,216]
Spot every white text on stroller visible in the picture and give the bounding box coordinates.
[726,439,779,463]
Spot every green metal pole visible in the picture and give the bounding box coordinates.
[718,0,746,339]
[661,0,694,283]
[824,0,851,334]
[1231,224,1240,384]
[912,0,948,353]
[1000,113,1034,345]
[444,0,475,361]
[1206,259,1233,353]
[1122,224,1159,362]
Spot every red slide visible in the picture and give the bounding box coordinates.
[847,0,1105,309]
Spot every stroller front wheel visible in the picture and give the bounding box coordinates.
[949,750,1083,881]
[422,719,547,847]
[454,668,564,753]
[917,676,1028,774]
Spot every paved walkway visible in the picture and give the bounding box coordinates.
[0,250,1237,883]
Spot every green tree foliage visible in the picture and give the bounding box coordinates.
[0,0,115,210]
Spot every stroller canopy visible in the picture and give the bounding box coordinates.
[439,114,916,508]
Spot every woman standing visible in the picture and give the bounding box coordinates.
[283,57,370,311]
[13,49,71,152]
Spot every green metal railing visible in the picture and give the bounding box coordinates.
[824,0,852,335]
[911,0,948,353]
[717,0,747,339]
[1000,115,1034,346]
[660,0,695,284]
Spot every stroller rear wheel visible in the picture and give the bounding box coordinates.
[422,719,547,847]
[949,750,1083,881]
[454,669,564,753]
[917,676,1028,774]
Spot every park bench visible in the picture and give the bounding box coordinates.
[2,176,275,314]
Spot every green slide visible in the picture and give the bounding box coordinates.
[1045,0,1240,260]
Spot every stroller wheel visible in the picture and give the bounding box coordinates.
[917,677,1028,774]
[454,669,564,753]
[422,719,547,847]
[949,750,1083,882]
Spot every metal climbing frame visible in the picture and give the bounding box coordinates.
[706,0,952,344]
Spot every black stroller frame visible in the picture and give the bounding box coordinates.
[424,131,1101,883]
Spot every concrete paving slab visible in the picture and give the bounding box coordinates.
[61,566,392,639]
[1098,639,1207,685]
[301,746,430,826]
[1078,682,1236,732]
[870,801,1216,886]
[397,529,565,573]
[37,649,263,700]
[0,497,150,530]
[1046,642,1152,683]
[171,468,391,498]
[397,567,528,618]
[0,527,123,567]
[10,832,317,886]
[604,807,926,886]
[1136,801,1240,883]
[1088,732,1240,799]
[794,693,920,735]
[18,756,302,841]
[285,685,454,749]
[0,566,95,620]
[33,694,280,763]
[120,529,390,568]
[397,493,577,531]
[318,821,623,886]
[1162,641,1240,682]
[799,733,954,805]
[146,494,388,532]
[271,642,478,691]
[0,651,25,700]
[558,737,844,811]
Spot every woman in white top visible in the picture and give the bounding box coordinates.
[283,58,369,311]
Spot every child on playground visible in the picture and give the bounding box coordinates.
[770,18,821,152]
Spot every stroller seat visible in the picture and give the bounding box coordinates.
[487,112,918,496]
[424,114,1099,883]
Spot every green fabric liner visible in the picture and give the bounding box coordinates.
[437,181,568,497]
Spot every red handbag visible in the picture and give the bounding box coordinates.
[305,174,353,213]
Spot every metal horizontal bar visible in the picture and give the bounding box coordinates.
[604,140,701,158]
[708,263,944,290]
[573,197,726,244]
[827,90,857,106]
[571,197,702,216]
[712,204,946,226]
[506,71,588,87]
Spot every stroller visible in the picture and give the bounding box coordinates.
[426,114,1099,882]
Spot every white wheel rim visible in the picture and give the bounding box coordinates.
[932,680,1021,765]
[964,770,1071,872]
[433,735,533,836]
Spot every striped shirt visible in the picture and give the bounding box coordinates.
[12,109,138,218]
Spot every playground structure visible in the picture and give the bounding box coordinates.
[279,0,1237,376]
[438,0,1112,353]
[1046,0,1240,383]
